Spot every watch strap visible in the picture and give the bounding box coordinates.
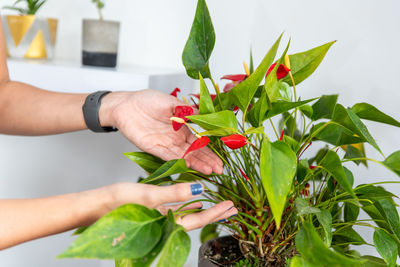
[82,91,118,133]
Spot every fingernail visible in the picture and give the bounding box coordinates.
[191,184,203,196]
[228,214,237,219]
[218,219,227,223]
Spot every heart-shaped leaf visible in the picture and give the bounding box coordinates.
[59,204,163,259]
[260,140,297,227]
[182,0,215,79]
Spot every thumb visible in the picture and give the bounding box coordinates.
[149,183,203,207]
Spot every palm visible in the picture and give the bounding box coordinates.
[115,90,222,175]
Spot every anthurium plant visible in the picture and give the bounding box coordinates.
[60,0,400,266]
[3,0,47,15]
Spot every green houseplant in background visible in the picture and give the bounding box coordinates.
[60,0,400,266]
[81,0,120,68]
[1,0,58,59]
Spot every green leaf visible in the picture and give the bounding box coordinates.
[247,88,270,127]
[249,48,254,74]
[352,103,400,127]
[360,256,387,267]
[282,135,301,152]
[311,95,338,121]
[213,92,233,111]
[333,226,366,246]
[115,259,135,267]
[295,222,363,266]
[299,104,313,118]
[320,150,355,198]
[244,126,265,135]
[128,210,189,267]
[374,198,400,242]
[332,104,381,154]
[344,167,355,187]
[278,82,293,102]
[355,185,396,200]
[198,73,215,114]
[200,223,219,243]
[157,224,190,267]
[361,203,391,233]
[141,159,190,184]
[373,228,398,267]
[313,122,366,146]
[59,204,163,259]
[295,198,320,216]
[383,150,400,176]
[199,127,237,136]
[124,152,165,173]
[290,256,318,267]
[230,33,282,112]
[265,40,290,103]
[344,201,360,222]
[343,144,367,167]
[260,140,297,227]
[316,209,333,247]
[182,0,215,79]
[282,41,336,86]
[264,98,317,120]
[187,110,238,131]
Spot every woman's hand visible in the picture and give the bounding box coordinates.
[99,90,223,175]
[106,182,237,231]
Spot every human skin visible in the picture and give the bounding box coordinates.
[0,19,235,250]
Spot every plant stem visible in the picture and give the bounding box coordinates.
[98,7,103,20]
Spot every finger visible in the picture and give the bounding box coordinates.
[176,201,238,231]
[185,153,213,175]
[157,202,203,215]
[147,183,204,207]
[146,144,181,162]
[213,208,238,223]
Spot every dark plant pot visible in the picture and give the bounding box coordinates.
[82,19,120,68]
[198,236,242,267]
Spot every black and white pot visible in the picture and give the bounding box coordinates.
[198,236,242,267]
[82,19,120,68]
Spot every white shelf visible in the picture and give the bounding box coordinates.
[7,59,194,94]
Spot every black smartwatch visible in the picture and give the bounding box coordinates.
[82,91,118,133]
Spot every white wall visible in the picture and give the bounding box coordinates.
[1,0,400,266]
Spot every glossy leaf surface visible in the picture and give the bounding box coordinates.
[260,140,297,226]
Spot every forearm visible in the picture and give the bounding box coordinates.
[0,187,112,250]
[0,80,89,135]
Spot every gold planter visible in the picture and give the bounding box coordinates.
[1,15,58,59]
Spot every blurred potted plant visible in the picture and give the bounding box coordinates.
[1,0,58,59]
[82,0,120,68]
[60,0,400,266]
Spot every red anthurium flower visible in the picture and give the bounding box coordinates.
[170,88,181,97]
[190,94,217,101]
[223,82,235,93]
[182,136,210,158]
[266,63,290,80]
[220,134,247,149]
[221,74,248,82]
[221,74,248,93]
[172,106,194,131]
[239,169,250,181]
[309,165,317,170]
[280,129,285,141]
